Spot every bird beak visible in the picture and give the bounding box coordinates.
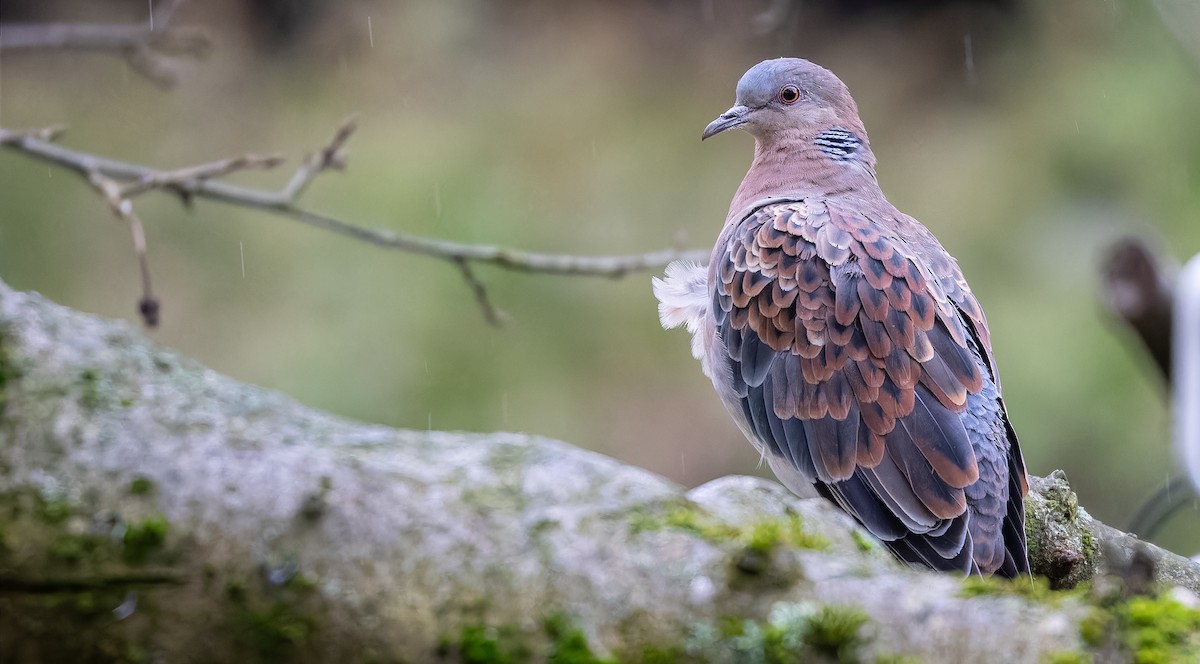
[702,105,750,140]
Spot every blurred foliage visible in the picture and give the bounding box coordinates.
[2,0,1200,554]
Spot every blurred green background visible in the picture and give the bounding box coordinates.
[2,0,1199,555]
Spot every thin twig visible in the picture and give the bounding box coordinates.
[281,117,355,202]
[0,120,707,325]
[87,172,159,327]
[454,258,505,327]
[0,0,209,87]
[120,153,285,198]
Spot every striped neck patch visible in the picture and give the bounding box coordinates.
[813,128,862,161]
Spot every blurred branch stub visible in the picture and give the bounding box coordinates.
[0,0,210,87]
[1102,236,1200,540]
[0,121,707,327]
[1102,236,1175,379]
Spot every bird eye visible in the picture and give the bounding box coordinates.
[779,85,801,104]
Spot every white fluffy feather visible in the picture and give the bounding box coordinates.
[651,261,711,376]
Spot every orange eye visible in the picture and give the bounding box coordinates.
[780,85,800,104]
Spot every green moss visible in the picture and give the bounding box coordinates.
[663,507,738,541]
[47,534,99,566]
[0,321,19,416]
[544,614,614,664]
[42,513,112,568]
[744,519,786,554]
[461,484,526,514]
[1081,593,1200,662]
[714,615,745,639]
[128,477,155,496]
[960,575,1072,604]
[729,513,829,580]
[284,571,317,593]
[1039,473,1080,521]
[874,655,923,664]
[79,368,104,410]
[234,600,316,659]
[1079,607,1110,648]
[850,529,877,553]
[630,503,828,557]
[629,502,739,543]
[226,579,248,603]
[456,625,515,664]
[438,622,535,664]
[121,515,168,565]
[530,518,560,537]
[1079,528,1097,558]
[633,646,685,664]
[689,603,873,664]
[436,615,618,664]
[742,513,830,554]
[799,605,869,662]
[760,623,801,664]
[40,498,74,524]
[8,586,140,661]
[122,645,149,664]
[221,569,323,662]
[1023,523,1043,563]
[1123,596,1200,662]
[299,476,333,520]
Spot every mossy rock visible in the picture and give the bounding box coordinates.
[2,276,1199,663]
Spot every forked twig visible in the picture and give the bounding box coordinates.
[0,119,707,326]
[0,0,210,87]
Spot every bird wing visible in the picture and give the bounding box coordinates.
[710,197,1022,572]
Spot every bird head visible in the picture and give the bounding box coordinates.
[702,58,863,141]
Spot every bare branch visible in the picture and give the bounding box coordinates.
[0,0,210,87]
[0,121,707,324]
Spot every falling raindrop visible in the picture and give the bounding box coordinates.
[149,0,155,31]
[239,241,246,278]
[367,16,374,48]
[963,34,976,87]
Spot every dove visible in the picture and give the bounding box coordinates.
[654,58,1029,576]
